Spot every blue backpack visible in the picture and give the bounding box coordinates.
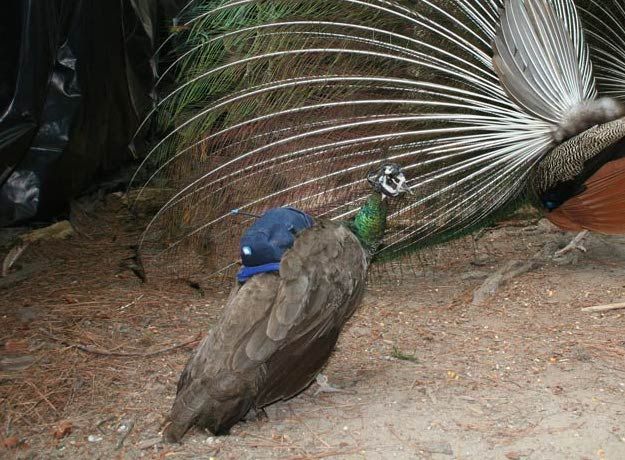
[237,207,314,282]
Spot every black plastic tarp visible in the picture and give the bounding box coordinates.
[0,0,184,226]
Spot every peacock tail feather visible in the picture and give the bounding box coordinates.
[579,0,625,101]
[131,0,620,276]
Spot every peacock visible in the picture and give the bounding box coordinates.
[162,163,411,442]
[132,0,625,276]
[495,0,625,252]
[131,0,625,439]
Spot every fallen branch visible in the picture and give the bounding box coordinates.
[2,221,75,277]
[0,263,45,289]
[286,448,362,460]
[2,243,29,277]
[555,230,589,257]
[582,302,625,313]
[39,329,200,357]
[472,259,543,305]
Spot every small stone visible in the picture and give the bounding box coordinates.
[349,326,372,338]
[87,435,103,443]
[117,420,133,433]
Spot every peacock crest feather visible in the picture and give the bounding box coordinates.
[131,0,625,276]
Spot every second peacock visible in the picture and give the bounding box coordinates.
[133,0,625,269]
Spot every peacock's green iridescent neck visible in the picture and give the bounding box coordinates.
[348,192,388,257]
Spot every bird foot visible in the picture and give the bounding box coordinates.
[554,230,589,258]
[245,407,269,422]
[313,374,350,396]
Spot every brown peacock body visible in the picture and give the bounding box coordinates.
[131,0,625,443]
[163,164,410,442]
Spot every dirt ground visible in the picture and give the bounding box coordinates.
[1,195,624,460]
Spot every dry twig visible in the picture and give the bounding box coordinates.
[582,302,625,313]
[39,329,200,358]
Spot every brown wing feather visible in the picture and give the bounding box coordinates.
[547,156,625,234]
[164,274,280,441]
[164,220,367,442]
[257,221,367,406]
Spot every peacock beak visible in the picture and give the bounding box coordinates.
[398,181,414,195]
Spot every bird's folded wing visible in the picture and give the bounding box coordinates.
[546,155,625,233]
[257,222,366,351]
[177,274,280,393]
[165,273,280,441]
[255,221,367,405]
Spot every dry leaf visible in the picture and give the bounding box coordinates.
[552,385,564,395]
[4,339,29,353]
[53,420,73,439]
[2,436,19,449]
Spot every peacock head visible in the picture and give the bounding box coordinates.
[367,163,412,198]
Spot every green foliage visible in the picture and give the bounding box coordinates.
[391,346,419,363]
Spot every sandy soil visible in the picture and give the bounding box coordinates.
[1,196,624,460]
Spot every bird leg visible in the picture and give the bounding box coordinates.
[313,374,348,396]
[554,230,589,258]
